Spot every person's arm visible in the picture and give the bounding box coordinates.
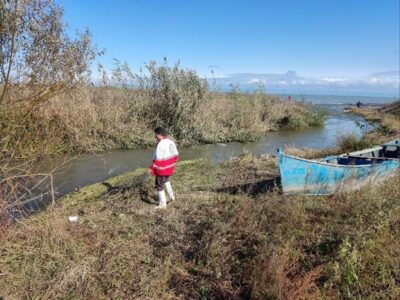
[149,145,160,176]
[172,141,179,162]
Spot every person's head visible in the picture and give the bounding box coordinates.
[154,127,167,142]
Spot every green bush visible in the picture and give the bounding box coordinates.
[140,59,209,140]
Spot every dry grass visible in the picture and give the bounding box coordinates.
[285,146,340,159]
[0,158,59,230]
[32,87,324,155]
[1,87,325,159]
[1,61,324,159]
[1,154,399,299]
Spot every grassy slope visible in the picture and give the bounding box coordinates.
[1,155,399,299]
[351,101,400,144]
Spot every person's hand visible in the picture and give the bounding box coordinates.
[148,166,156,176]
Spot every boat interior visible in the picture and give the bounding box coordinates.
[323,140,400,165]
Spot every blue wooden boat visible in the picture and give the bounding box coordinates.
[277,140,400,195]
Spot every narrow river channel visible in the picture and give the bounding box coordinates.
[33,104,371,200]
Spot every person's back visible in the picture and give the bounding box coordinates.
[152,138,179,176]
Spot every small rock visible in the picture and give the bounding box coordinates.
[68,216,79,223]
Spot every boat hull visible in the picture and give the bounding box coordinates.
[277,151,400,195]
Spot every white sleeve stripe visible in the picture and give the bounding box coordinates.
[157,163,176,170]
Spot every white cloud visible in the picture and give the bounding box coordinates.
[248,78,262,84]
[322,78,348,83]
[209,70,400,96]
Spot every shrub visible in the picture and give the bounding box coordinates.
[337,134,373,153]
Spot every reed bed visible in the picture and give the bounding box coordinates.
[1,61,324,159]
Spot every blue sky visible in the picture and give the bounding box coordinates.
[60,0,399,96]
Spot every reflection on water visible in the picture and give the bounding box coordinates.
[39,106,370,197]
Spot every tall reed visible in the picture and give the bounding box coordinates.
[1,60,325,158]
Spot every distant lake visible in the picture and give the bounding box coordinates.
[275,94,398,105]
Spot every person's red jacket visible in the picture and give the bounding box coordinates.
[150,138,179,176]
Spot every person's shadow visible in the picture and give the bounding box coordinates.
[138,186,158,204]
[213,177,281,197]
[106,173,282,205]
[101,173,158,204]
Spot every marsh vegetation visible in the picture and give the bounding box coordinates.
[1,155,399,299]
[1,59,325,159]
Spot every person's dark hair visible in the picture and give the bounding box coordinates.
[154,127,167,136]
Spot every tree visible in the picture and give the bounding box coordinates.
[0,0,95,111]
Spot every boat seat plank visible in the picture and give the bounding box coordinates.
[344,155,399,161]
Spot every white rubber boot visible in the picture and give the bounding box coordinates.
[165,181,175,202]
[155,190,167,209]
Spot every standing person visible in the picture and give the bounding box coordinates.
[150,127,179,209]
